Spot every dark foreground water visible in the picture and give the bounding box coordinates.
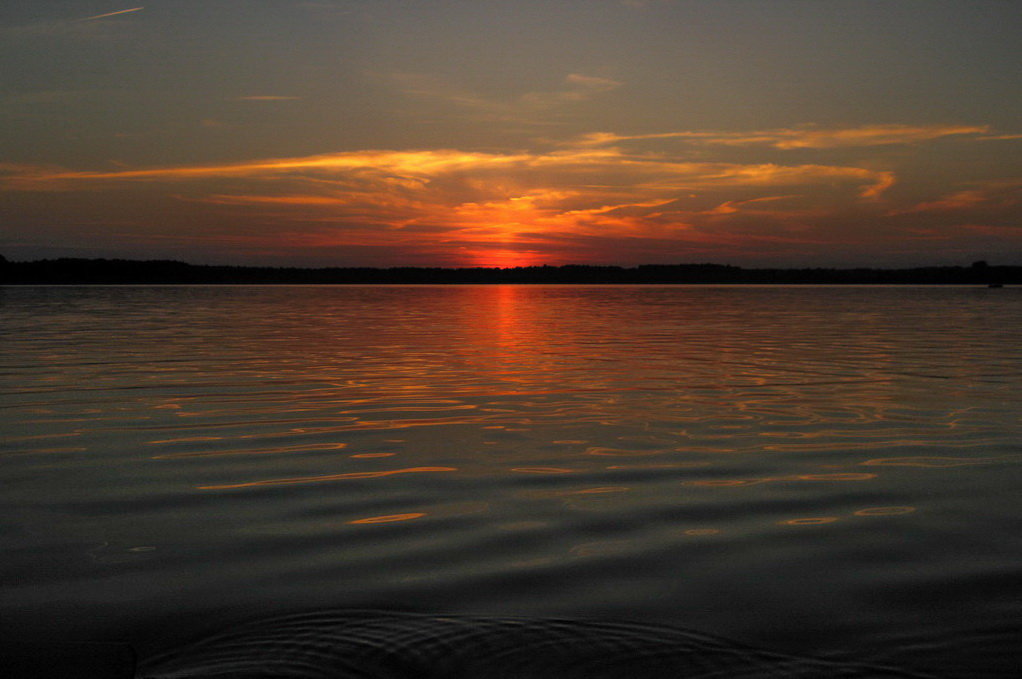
[1,285,1020,678]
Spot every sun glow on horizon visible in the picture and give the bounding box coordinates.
[2,1,1020,266]
[464,248,548,269]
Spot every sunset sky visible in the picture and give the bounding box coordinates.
[2,1,1020,268]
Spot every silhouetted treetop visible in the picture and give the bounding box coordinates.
[1,257,1018,285]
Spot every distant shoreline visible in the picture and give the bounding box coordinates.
[0,257,1016,285]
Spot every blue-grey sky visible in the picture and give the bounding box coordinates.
[2,1,1020,267]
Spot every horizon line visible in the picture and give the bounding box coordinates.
[1,256,1015,271]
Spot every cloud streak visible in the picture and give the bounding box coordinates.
[1,143,905,266]
[391,72,622,125]
[572,124,991,149]
[888,180,1022,216]
[81,7,144,22]
[232,96,302,101]
[5,120,1018,267]
[1,147,894,198]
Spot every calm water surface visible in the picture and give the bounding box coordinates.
[2,285,1020,677]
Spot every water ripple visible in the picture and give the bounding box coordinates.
[198,467,458,490]
[140,610,936,679]
[3,286,1020,678]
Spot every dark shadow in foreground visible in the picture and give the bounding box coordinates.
[1,642,135,679]
[117,609,940,679]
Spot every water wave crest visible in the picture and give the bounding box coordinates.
[141,610,935,679]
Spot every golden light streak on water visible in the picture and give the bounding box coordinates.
[510,467,577,474]
[862,455,1020,467]
[780,517,841,526]
[349,513,428,525]
[153,442,348,459]
[854,507,917,516]
[199,466,457,490]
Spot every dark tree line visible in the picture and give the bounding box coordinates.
[0,256,1016,285]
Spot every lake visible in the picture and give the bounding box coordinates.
[2,285,1019,678]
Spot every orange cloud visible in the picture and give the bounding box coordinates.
[1,148,891,195]
[888,180,1022,215]
[704,195,802,215]
[572,124,991,149]
[81,7,144,22]
[1,145,901,266]
[890,190,990,215]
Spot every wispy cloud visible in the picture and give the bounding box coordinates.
[887,180,1022,216]
[232,96,303,101]
[0,147,893,198]
[391,72,622,125]
[2,6,143,39]
[620,0,674,8]
[522,74,622,106]
[703,195,802,216]
[1,143,901,265]
[572,124,991,149]
[8,122,1018,266]
[80,7,144,22]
